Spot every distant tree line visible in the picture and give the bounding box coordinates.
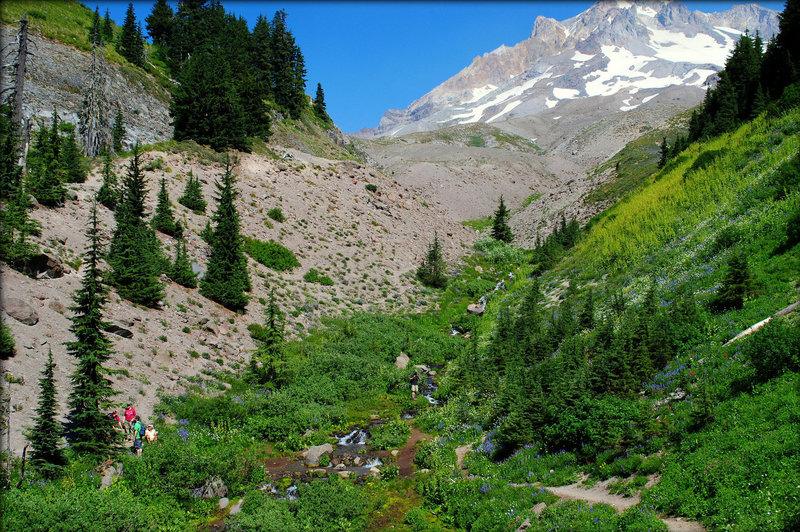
[661,0,800,163]
[141,0,317,150]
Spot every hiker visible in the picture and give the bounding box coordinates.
[132,415,144,455]
[145,424,158,443]
[410,372,420,401]
[110,410,124,432]
[124,403,136,437]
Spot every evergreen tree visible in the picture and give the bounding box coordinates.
[89,6,102,47]
[0,104,23,199]
[245,290,285,387]
[65,204,117,456]
[200,158,250,310]
[313,83,330,122]
[26,349,65,478]
[579,289,595,330]
[151,178,183,237]
[170,51,248,151]
[0,182,41,267]
[289,44,307,119]
[26,111,66,207]
[145,0,174,47]
[111,108,125,153]
[102,8,114,42]
[96,150,119,210]
[108,143,164,307]
[169,240,197,288]
[59,129,86,183]
[178,170,206,212]
[0,320,15,359]
[116,3,144,67]
[417,232,447,288]
[710,250,757,312]
[658,136,669,169]
[200,219,214,244]
[491,196,513,243]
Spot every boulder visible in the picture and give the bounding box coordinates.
[369,467,380,477]
[414,365,429,374]
[21,253,67,279]
[104,323,134,338]
[390,450,399,457]
[352,456,363,467]
[467,304,484,316]
[99,462,123,490]
[193,476,228,499]
[229,497,245,516]
[395,352,410,369]
[337,471,350,479]
[218,497,230,510]
[304,443,334,466]
[5,298,39,325]
[532,502,547,515]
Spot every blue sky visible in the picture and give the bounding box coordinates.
[97,1,785,132]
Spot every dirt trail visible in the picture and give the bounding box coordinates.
[398,427,430,477]
[511,478,705,532]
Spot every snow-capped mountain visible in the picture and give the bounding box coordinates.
[357,1,778,138]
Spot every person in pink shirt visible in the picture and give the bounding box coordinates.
[124,403,136,437]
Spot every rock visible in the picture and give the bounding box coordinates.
[417,469,431,474]
[532,502,547,515]
[390,450,399,457]
[25,253,68,279]
[304,443,334,466]
[516,518,532,531]
[395,352,410,369]
[335,463,346,470]
[218,497,230,510]
[369,415,380,421]
[99,462,123,490]
[193,476,228,499]
[475,266,483,273]
[229,497,245,516]
[352,457,363,467]
[467,304,485,316]
[337,471,350,479]
[4,298,39,325]
[429,371,437,376]
[104,323,134,338]
[203,323,218,335]
[414,365,430,374]
[196,317,210,326]
[369,467,380,477]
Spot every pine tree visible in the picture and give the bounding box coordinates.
[0,104,23,199]
[89,6,102,47]
[26,349,65,478]
[289,44,307,119]
[26,111,66,207]
[710,250,757,312]
[102,8,114,42]
[417,232,447,288]
[151,178,183,237]
[0,182,41,267]
[111,108,125,153]
[65,204,117,456]
[116,3,143,67]
[200,158,250,310]
[96,150,119,210]
[178,170,206,213]
[59,129,86,183]
[491,196,513,243]
[313,83,330,122]
[169,240,197,288]
[108,143,164,307]
[658,136,669,169]
[0,320,15,359]
[245,290,285,387]
[170,51,248,151]
[145,0,174,47]
[579,288,595,330]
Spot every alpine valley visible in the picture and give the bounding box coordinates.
[1,1,798,531]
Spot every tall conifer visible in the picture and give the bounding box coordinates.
[178,170,206,213]
[108,143,164,307]
[27,349,65,477]
[102,9,114,42]
[200,158,250,310]
[313,83,329,122]
[96,150,119,210]
[116,3,143,67]
[169,240,197,288]
[417,233,447,288]
[65,204,117,456]
[152,178,182,237]
[491,196,513,243]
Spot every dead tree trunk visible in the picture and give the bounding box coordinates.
[79,44,111,157]
[11,13,28,129]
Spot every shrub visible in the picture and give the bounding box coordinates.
[365,183,377,193]
[303,268,334,286]
[742,318,800,383]
[474,237,525,267]
[242,237,299,271]
[267,207,285,223]
[369,419,411,450]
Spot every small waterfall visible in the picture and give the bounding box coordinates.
[337,429,368,446]
[286,485,298,501]
[363,457,382,468]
